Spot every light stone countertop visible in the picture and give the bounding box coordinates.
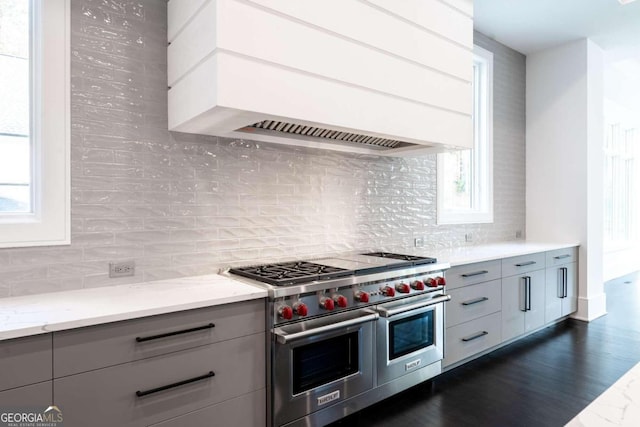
[0,240,579,342]
[566,361,640,426]
[411,241,580,266]
[0,274,266,341]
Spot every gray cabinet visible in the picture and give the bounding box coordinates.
[53,299,264,377]
[0,334,52,392]
[149,389,265,427]
[52,299,266,427]
[0,333,52,406]
[545,248,578,323]
[55,333,265,427]
[445,260,502,290]
[501,268,546,342]
[445,312,502,366]
[444,260,503,367]
[0,381,51,406]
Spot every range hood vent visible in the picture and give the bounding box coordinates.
[239,120,415,151]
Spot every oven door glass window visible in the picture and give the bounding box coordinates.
[389,310,434,360]
[292,331,359,395]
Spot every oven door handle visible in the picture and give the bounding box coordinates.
[273,312,379,344]
[377,294,451,318]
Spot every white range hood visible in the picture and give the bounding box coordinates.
[167,0,474,156]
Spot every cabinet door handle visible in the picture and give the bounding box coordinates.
[136,371,215,397]
[461,270,489,278]
[554,254,571,260]
[462,297,489,306]
[526,276,532,311]
[515,261,536,267]
[135,323,215,343]
[521,277,528,312]
[462,331,489,342]
[557,268,564,298]
[562,267,568,298]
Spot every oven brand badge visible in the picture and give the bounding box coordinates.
[317,390,340,406]
[405,359,422,371]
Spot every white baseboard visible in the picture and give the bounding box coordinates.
[572,293,607,322]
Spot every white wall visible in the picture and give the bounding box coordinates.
[526,39,606,321]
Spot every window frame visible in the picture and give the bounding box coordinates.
[0,0,70,248]
[436,44,494,225]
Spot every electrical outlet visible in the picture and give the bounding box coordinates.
[515,230,523,239]
[414,237,425,247]
[465,233,473,242]
[109,261,135,278]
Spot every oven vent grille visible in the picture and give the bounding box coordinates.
[245,120,407,149]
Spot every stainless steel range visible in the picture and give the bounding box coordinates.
[227,252,450,427]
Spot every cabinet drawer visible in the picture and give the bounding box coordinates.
[150,389,265,427]
[446,279,501,328]
[444,312,501,367]
[54,299,265,377]
[55,332,265,427]
[445,260,502,290]
[0,334,52,391]
[0,381,52,407]
[546,247,578,267]
[502,252,546,277]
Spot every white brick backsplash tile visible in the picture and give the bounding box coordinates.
[170,229,219,243]
[83,244,145,261]
[9,248,84,267]
[84,273,141,289]
[144,242,196,256]
[72,232,115,247]
[0,267,48,283]
[11,278,83,297]
[1,3,525,297]
[144,217,196,230]
[47,261,107,279]
[85,218,145,232]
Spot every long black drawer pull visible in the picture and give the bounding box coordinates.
[136,371,215,397]
[462,331,489,342]
[461,270,489,278]
[462,297,489,306]
[554,254,571,260]
[135,323,215,343]
[515,261,536,267]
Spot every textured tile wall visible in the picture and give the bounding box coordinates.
[0,2,527,297]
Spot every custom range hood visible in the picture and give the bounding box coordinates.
[167,0,474,156]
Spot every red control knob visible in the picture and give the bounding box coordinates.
[436,276,446,286]
[396,283,410,293]
[333,295,348,308]
[294,302,308,317]
[278,305,293,320]
[426,278,438,287]
[411,280,425,291]
[382,286,395,297]
[355,291,370,303]
[320,297,335,311]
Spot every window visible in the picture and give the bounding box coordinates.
[603,122,638,249]
[0,0,70,248]
[437,45,493,224]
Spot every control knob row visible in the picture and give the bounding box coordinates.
[277,302,308,320]
[320,294,348,311]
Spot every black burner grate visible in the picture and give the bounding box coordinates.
[229,261,352,286]
[361,252,437,265]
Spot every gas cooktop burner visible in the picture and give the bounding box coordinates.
[229,261,352,286]
[361,252,437,265]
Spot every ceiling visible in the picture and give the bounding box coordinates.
[474,0,640,61]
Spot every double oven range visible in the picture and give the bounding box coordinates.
[228,252,450,427]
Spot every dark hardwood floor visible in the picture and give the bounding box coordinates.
[330,272,640,427]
